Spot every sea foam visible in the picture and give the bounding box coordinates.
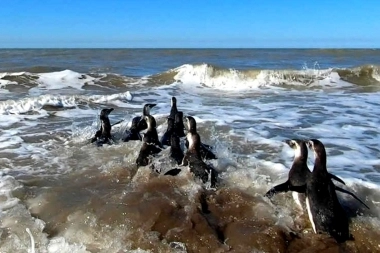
[172,64,350,90]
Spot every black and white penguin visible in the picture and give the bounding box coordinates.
[184,116,217,160]
[174,111,186,138]
[160,117,175,146]
[123,103,156,142]
[91,108,114,146]
[265,139,368,210]
[304,139,351,243]
[264,139,311,209]
[136,115,162,167]
[182,116,217,187]
[265,140,344,205]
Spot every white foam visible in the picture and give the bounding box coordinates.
[172,64,350,90]
[0,91,133,116]
[36,70,94,90]
[0,72,26,89]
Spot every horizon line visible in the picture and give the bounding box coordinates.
[1,47,379,50]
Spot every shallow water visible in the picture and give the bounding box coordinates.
[0,49,380,252]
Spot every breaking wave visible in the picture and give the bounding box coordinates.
[164,64,380,90]
[0,92,133,115]
[1,64,380,92]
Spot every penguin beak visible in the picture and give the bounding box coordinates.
[284,139,291,145]
[148,104,157,108]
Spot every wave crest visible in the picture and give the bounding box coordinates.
[169,64,343,90]
[0,92,133,115]
[2,64,380,92]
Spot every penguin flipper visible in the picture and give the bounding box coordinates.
[329,173,346,185]
[91,130,102,143]
[123,130,142,142]
[264,181,290,198]
[164,168,181,176]
[288,184,306,194]
[334,185,370,209]
[200,143,217,160]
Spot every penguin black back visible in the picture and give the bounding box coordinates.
[170,134,184,165]
[174,111,186,137]
[160,117,175,146]
[305,139,350,243]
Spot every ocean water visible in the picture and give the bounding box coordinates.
[0,49,380,252]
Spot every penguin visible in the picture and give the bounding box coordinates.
[123,103,156,142]
[160,117,175,146]
[135,115,162,167]
[182,116,217,187]
[184,116,217,160]
[169,97,178,119]
[265,139,369,210]
[264,139,345,198]
[91,108,114,146]
[304,139,351,243]
[174,111,186,138]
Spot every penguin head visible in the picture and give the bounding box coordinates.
[184,116,197,133]
[143,103,156,116]
[307,139,326,161]
[285,139,308,160]
[100,108,114,120]
[171,97,177,107]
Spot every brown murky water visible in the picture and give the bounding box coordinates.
[8,163,378,253]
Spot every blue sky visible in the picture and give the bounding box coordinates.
[1,0,379,48]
